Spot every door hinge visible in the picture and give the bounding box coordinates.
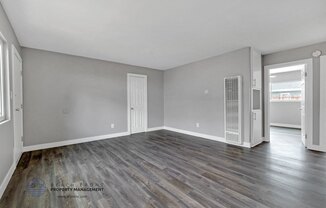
[305,72,308,77]
[21,104,23,109]
[305,134,307,139]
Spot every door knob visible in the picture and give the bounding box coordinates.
[131,107,134,110]
[15,108,20,112]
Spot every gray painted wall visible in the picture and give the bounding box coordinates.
[22,48,164,146]
[270,102,301,127]
[0,3,21,190]
[263,41,326,145]
[164,48,252,142]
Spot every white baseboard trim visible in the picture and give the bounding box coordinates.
[23,132,130,152]
[164,126,225,143]
[164,126,250,148]
[22,125,253,153]
[263,136,270,142]
[146,126,164,132]
[0,163,15,200]
[309,144,326,152]
[270,123,301,129]
[242,142,251,148]
[250,139,264,148]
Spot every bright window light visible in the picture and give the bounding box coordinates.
[270,64,305,74]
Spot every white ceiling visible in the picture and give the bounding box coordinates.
[1,0,326,70]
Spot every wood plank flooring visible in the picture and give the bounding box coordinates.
[1,129,326,208]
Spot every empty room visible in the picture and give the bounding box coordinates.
[0,0,326,207]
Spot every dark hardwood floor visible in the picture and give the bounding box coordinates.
[1,129,326,208]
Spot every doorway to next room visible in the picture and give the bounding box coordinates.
[265,62,309,151]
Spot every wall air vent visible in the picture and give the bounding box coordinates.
[224,76,242,145]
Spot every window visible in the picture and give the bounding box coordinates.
[0,36,7,122]
[270,81,302,101]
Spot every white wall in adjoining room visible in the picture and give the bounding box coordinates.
[270,70,302,128]
[270,102,301,128]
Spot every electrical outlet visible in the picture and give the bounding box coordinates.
[196,123,200,128]
[110,123,115,129]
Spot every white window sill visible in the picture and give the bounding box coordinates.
[0,119,10,125]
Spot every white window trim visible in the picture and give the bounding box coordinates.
[0,37,5,122]
[0,32,9,124]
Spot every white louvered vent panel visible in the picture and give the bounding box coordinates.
[224,76,242,145]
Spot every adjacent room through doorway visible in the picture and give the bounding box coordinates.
[266,63,307,150]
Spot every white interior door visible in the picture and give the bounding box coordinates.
[300,68,306,146]
[12,45,23,164]
[128,74,147,134]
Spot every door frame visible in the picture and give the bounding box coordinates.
[317,55,326,152]
[264,59,313,148]
[12,44,23,165]
[127,73,148,134]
